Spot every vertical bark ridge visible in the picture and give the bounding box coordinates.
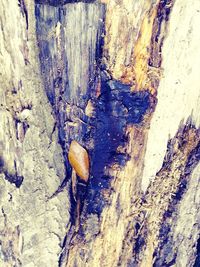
[0,1,70,266]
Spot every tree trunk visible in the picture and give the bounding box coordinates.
[0,0,199,267]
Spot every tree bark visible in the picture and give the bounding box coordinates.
[0,0,199,267]
[0,1,70,266]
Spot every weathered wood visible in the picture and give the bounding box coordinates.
[60,0,200,266]
[0,0,199,266]
[0,1,70,266]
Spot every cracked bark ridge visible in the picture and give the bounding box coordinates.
[0,1,70,266]
[122,121,200,267]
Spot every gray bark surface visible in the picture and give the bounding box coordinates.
[0,1,70,266]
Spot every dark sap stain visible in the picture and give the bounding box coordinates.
[95,9,106,64]
[159,223,171,241]
[85,188,110,215]
[35,4,40,17]
[85,79,150,215]
[134,235,145,254]
[35,0,149,218]
[39,41,50,60]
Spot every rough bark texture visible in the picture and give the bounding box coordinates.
[0,1,70,266]
[0,0,199,267]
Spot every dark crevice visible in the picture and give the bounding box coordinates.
[58,226,75,267]
[194,237,200,267]
[2,170,23,188]
[149,0,175,68]
[35,1,106,223]
[134,236,145,254]
[18,0,29,29]
[153,122,200,266]
[0,156,23,188]
[35,0,96,7]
